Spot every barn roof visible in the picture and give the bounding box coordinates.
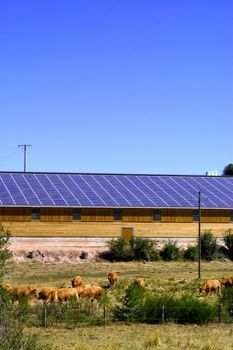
[0,172,233,209]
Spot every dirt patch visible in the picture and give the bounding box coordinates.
[10,248,106,264]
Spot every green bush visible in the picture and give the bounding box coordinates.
[0,225,53,349]
[223,229,233,260]
[183,245,198,261]
[131,237,160,261]
[0,224,12,282]
[141,294,217,324]
[103,237,160,262]
[200,230,218,261]
[113,286,217,324]
[0,320,50,350]
[113,283,146,321]
[220,287,233,317]
[106,237,134,261]
[0,289,50,350]
[223,163,233,176]
[160,240,181,261]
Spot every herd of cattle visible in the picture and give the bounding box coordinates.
[199,276,233,295]
[2,271,145,304]
[2,272,233,304]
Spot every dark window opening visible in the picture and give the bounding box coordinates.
[192,209,199,222]
[72,208,81,221]
[32,207,40,221]
[153,209,161,222]
[114,208,122,221]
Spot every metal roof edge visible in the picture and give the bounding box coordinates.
[0,170,230,178]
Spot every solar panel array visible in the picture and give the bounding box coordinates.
[0,172,233,209]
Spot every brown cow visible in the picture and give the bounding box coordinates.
[3,283,14,293]
[71,275,83,287]
[134,278,145,288]
[199,279,221,295]
[220,276,233,288]
[4,284,38,302]
[36,287,58,303]
[78,285,104,300]
[108,271,118,287]
[56,287,79,303]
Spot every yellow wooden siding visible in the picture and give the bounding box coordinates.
[0,207,31,222]
[0,207,231,226]
[122,209,153,222]
[161,209,193,223]
[81,208,114,222]
[201,209,231,223]
[6,221,233,237]
[40,208,72,222]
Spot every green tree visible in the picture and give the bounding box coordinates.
[201,230,217,261]
[223,229,233,260]
[223,163,233,176]
[0,224,52,350]
[0,224,12,282]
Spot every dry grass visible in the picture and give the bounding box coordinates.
[27,323,233,350]
[4,260,233,349]
[5,260,233,287]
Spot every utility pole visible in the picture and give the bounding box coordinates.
[18,144,31,172]
[198,190,201,279]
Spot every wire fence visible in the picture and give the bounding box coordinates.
[1,302,233,329]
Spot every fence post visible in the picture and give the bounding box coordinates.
[162,305,165,323]
[44,303,47,328]
[103,306,107,326]
[218,304,221,323]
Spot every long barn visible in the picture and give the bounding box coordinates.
[0,172,233,242]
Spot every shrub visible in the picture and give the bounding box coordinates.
[113,283,146,321]
[0,320,50,350]
[223,229,233,260]
[131,237,160,261]
[113,287,217,324]
[0,289,50,350]
[223,163,233,176]
[173,295,217,324]
[220,287,233,318]
[0,224,12,282]
[103,237,160,262]
[160,240,181,261]
[183,245,198,261]
[106,237,134,261]
[200,230,218,261]
[0,226,52,350]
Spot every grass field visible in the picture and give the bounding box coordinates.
[4,260,233,350]
[26,323,233,350]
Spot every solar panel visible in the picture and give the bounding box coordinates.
[1,174,28,206]
[0,172,232,209]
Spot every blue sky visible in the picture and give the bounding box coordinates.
[1,0,232,175]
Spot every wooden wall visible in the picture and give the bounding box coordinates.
[0,207,31,222]
[40,208,72,222]
[122,209,153,222]
[81,208,113,222]
[5,221,233,238]
[161,209,193,223]
[0,207,232,223]
[201,209,231,223]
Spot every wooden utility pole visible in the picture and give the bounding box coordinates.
[198,190,201,279]
[18,144,31,172]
